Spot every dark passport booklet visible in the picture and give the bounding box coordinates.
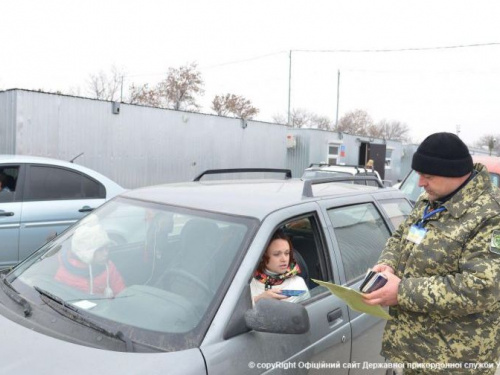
[359,269,388,293]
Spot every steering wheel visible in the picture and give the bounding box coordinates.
[159,269,213,296]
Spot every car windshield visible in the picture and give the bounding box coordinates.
[399,168,500,205]
[8,197,257,351]
[399,170,423,204]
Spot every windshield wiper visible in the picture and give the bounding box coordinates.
[33,286,78,312]
[0,274,32,317]
[33,286,134,352]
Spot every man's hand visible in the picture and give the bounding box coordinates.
[362,272,401,307]
[372,264,395,274]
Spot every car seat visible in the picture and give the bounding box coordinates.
[155,218,221,310]
[293,249,310,288]
[4,175,15,191]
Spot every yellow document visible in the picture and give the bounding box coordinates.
[311,279,392,320]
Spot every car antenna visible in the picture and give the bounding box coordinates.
[70,152,84,163]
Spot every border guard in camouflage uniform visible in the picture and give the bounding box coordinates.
[363,132,500,374]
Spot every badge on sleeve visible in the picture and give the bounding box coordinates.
[490,230,500,255]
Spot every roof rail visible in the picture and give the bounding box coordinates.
[194,168,292,181]
[308,162,330,168]
[334,164,372,170]
[308,163,374,171]
[302,176,383,197]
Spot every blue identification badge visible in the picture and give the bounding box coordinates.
[407,225,427,244]
[407,204,445,245]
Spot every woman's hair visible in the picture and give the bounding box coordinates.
[256,229,295,273]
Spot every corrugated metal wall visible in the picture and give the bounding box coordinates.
[10,90,289,188]
[0,91,16,154]
[1,89,404,188]
[287,129,345,174]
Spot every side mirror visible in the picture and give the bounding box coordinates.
[244,299,310,334]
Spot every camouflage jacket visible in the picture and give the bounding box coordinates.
[378,164,500,371]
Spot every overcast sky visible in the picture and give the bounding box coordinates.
[1,0,499,144]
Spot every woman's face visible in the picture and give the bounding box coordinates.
[265,238,290,274]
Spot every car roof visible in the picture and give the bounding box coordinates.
[472,155,500,174]
[307,166,356,175]
[0,154,89,167]
[305,164,379,175]
[0,154,124,191]
[122,179,398,220]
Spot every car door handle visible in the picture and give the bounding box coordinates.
[78,206,94,213]
[327,308,343,324]
[0,211,14,217]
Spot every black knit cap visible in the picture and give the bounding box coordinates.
[412,132,473,177]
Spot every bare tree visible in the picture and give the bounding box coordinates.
[272,113,288,125]
[288,109,310,128]
[211,93,259,119]
[373,119,410,141]
[475,134,500,155]
[333,110,409,140]
[86,65,124,101]
[365,123,381,138]
[272,109,333,129]
[334,109,373,135]
[313,115,333,130]
[128,83,161,107]
[66,86,82,96]
[156,62,204,111]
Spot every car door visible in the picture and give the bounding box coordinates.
[202,203,353,374]
[18,164,107,262]
[0,164,23,268]
[319,194,398,375]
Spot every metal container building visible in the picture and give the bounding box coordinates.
[0,89,404,188]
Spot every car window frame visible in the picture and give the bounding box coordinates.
[326,201,392,285]
[317,193,394,286]
[22,163,107,202]
[376,197,413,231]
[0,163,25,202]
[262,212,335,305]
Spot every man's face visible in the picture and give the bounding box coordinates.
[417,173,464,202]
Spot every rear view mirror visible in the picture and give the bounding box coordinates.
[245,299,310,334]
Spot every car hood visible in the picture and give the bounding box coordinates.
[0,313,206,375]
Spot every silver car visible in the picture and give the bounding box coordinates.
[0,170,411,374]
[0,155,124,268]
[302,163,391,187]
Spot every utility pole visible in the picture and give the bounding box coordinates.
[287,50,292,125]
[335,70,340,128]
